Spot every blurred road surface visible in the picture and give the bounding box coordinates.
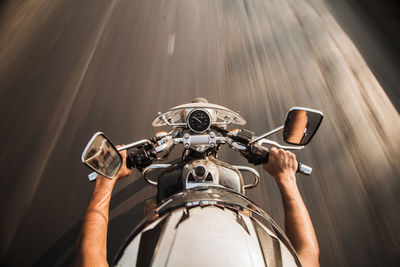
[0,0,399,266]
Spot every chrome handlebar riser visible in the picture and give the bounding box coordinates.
[173,133,226,149]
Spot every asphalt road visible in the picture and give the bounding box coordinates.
[0,0,399,266]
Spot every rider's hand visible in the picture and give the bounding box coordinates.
[115,145,133,180]
[263,147,298,184]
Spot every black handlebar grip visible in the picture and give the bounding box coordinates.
[247,144,269,165]
[297,162,312,175]
[126,153,134,169]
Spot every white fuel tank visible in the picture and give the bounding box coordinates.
[115,206,299,267]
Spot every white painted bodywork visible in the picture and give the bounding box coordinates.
[116,206,298,266]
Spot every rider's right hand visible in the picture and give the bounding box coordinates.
[263,147,298,184]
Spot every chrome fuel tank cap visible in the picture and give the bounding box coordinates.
[182,160,220,188]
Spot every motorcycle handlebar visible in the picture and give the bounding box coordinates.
[124,134,313,175]
[297,163,312,175]
[87,133,312,181]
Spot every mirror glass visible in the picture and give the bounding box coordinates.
[283,108,323,145]
[82,133,122,178]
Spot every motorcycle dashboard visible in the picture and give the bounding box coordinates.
[152,102,246,127]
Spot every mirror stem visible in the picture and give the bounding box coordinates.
[250,125,284,144]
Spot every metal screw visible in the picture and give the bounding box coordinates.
[184,133,189,139]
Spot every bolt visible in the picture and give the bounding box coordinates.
[184,133,189,139]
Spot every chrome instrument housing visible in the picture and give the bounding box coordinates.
[152,102,246,127]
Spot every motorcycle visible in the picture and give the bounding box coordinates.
[81,99,323,267]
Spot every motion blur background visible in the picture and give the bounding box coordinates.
[0,0,399,266]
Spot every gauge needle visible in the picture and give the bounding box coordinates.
[193,117,202,123]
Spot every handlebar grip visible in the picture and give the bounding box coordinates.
[247,144,269,165]
[126,153,134,169]
[297,162,312,175]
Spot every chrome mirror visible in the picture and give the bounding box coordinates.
[81,132,122,179]
[283,107,323,145]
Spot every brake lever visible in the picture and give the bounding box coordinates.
[257,139,304,150]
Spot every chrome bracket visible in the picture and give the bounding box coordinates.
[233,165,260,190]
[143,164,172,186]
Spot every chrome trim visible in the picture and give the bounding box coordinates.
[191,164,207,180]
[174,134,226,148]
[233,166,260,190]
[118,139,152,151]
[213,120,232,125]
[298,163,312,175]
[81,132,104,163]
[88,172,98,181]
[288,106,324,117]
[161,114,187,127]
[152,102,246,127]
[143,164,172,186]
[257,139,305,150]
[155,140,174,153]
[183,160,220,190]
[250,125,284,144]
[231,141,247,151]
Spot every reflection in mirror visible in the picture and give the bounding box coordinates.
[283,108,323,145]
[82,132,122,178]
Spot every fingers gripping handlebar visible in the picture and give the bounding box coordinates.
[243,142,313,176]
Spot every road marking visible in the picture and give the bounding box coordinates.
[167,34,176,55]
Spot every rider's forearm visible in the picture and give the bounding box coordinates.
[276,174,320,267]
[75,176,116,267]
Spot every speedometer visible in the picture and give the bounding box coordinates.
[187,109,211,133]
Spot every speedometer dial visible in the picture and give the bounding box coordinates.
[187,109,211,133]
